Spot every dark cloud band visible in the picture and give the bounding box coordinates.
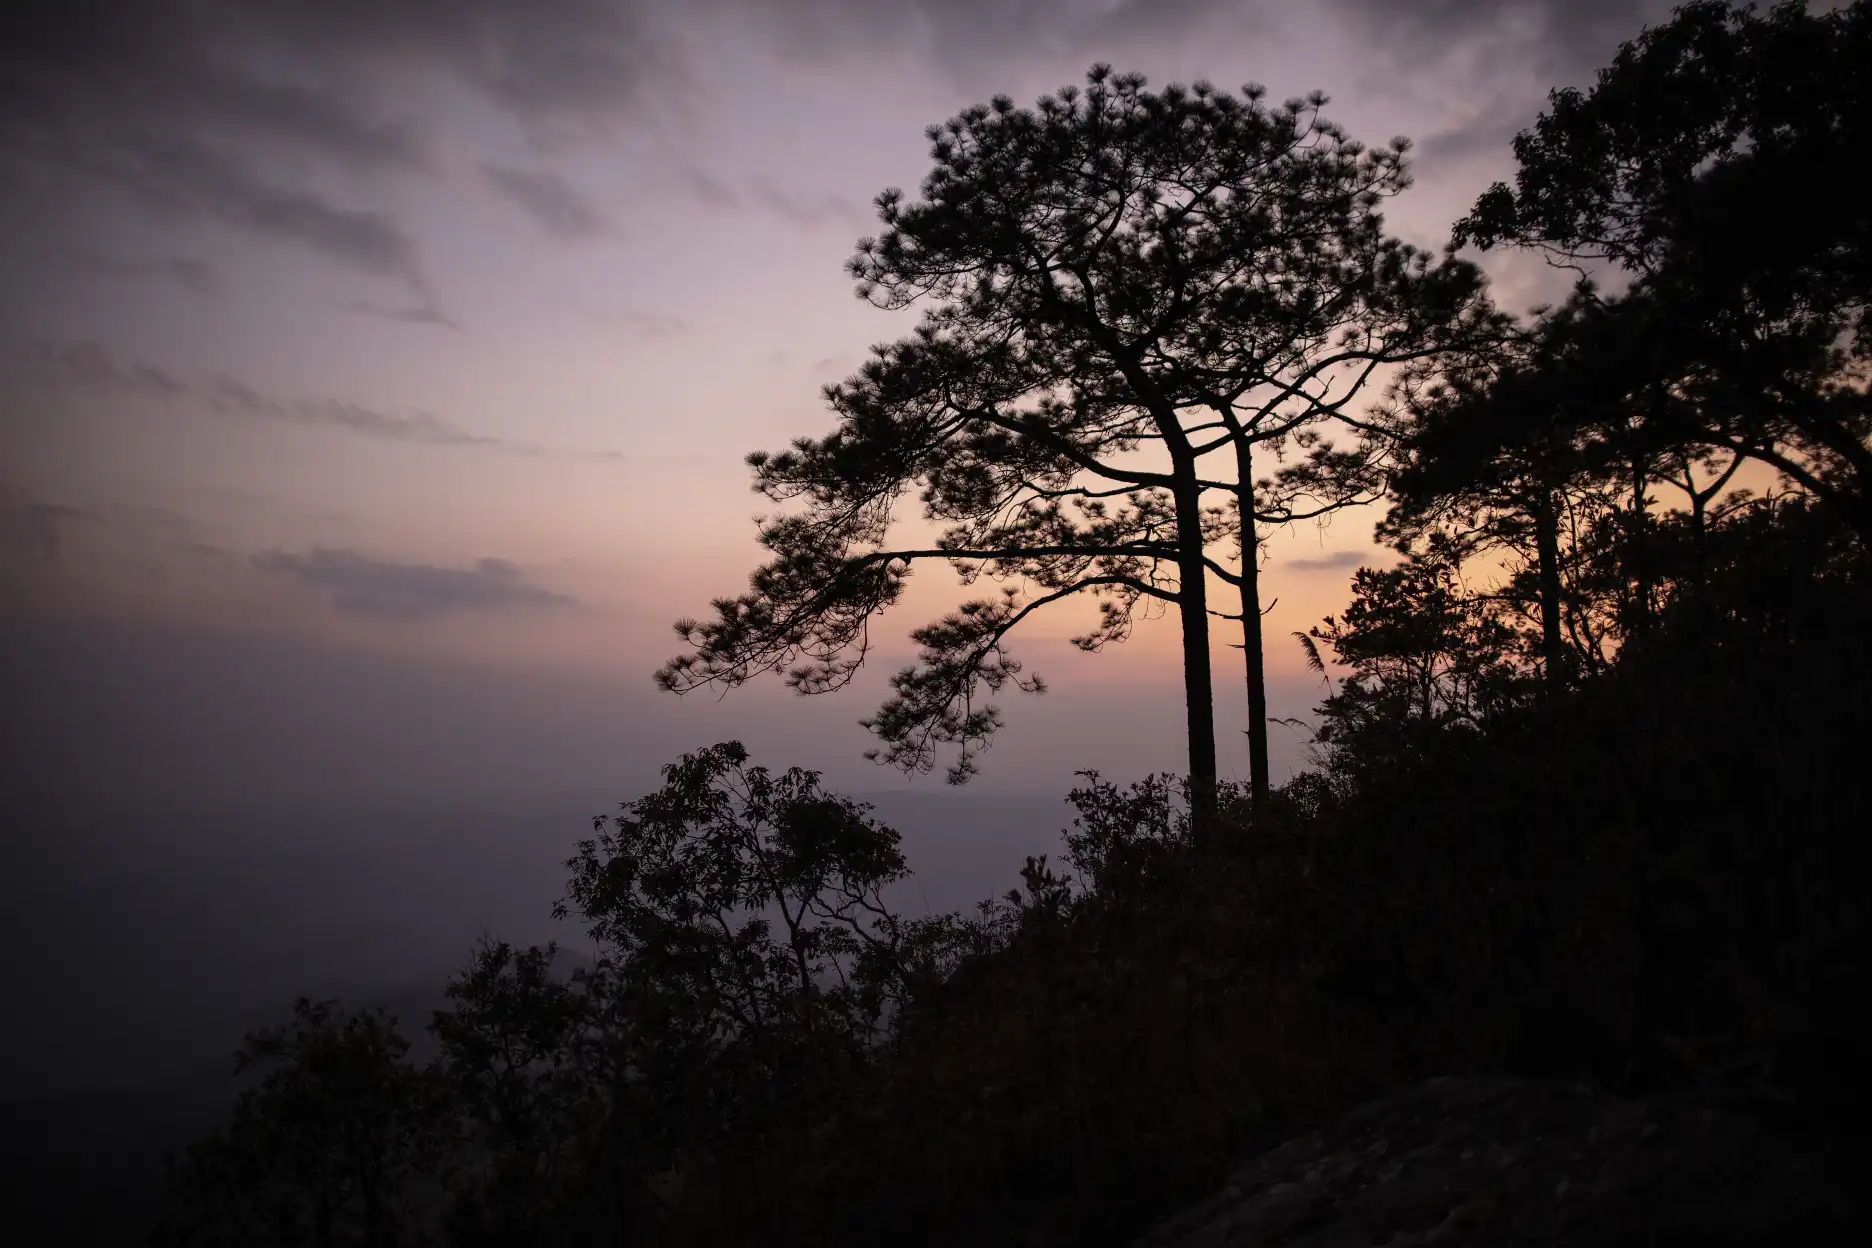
[1285,549,1374,573]
[22,341,633,462]
[483,164,610,240]
[0,0,680,299]
[254,547,574,621]
[25,341,509,450]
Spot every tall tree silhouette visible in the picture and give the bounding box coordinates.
[1457,0,1872,537]
[660,66,1489,819]
[1385,295,1618,687]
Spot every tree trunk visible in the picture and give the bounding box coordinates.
[1628,446,1653,633]
[1689,488,1710,584]
[1235,444,1271,821]
[1174,481,1220,835]
[1533,487,1565,692]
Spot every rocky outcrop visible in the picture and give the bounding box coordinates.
[1135,1076,1859,1246]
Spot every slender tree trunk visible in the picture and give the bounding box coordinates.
[1628,447,1653,633]
[1533,487,1565,692]
[1235,443,1271,821]
[1173,480,1220,835]
[1689,488,1710,584]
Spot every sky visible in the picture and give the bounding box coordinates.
[0,0,1708,1109]
[0,0,1679,818]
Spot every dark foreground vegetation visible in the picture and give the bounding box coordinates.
[151,516,1872,1246]
[151,4,1869,1244]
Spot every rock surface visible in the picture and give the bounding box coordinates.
[1134,1076,1859,1246]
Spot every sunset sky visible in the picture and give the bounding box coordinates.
[0,0,1674,812]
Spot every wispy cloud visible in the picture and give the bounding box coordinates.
[1284,549,1372,573]
[1328,0,1666,75]
[0,0,683,296]
[593,310,687,338]
[745,180,873,232]
[254,547,574,621]
[1413,111,1529,169]
[23,340,629,459]
[0,0,1666,294]
[483,164,609,240]
[709,0,1260,81]
[91,135,437,300]
[27,341,504,449]
[200,372,502,449]
[74,251,219,296]
[0,497,90,567]
[664,156,873,233]
[668,159,740,209]
[344,301,460,330]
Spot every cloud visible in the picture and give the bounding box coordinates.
[0,492,241,592]
[1284,549,1372,573]
[668,159,741,209]
[28,340,505,450]
[27,341,192,401]
[0,499,89,566]
[1,1,683,149]
[0,0,1270,297]
[0,0,681,293]
[1412,113,1528,168]
[46,131,439,301]
[201,173,415,273]
[1329,0,1668,77]
[595,311,687,337]
[74,252,219,296]
[344,301,460,329]
[183,68,428,172]
[1318,1,1673,177]
[482,164,609,240]
[254,547,574,620]
[26,340,638,460]
[665,158,873,232]
[706,0,1256,81]
[116,137,427,280]
[746,180,874,232]
[203,372,505,449]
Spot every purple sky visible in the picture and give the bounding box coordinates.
[0,0,1676,811]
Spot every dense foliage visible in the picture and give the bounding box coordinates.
[157,5,1869,1245]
